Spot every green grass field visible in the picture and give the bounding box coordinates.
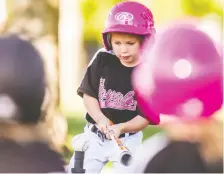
[63,114,162,164]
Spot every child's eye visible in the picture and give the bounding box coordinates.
[128,42,135,45]
[114,42,121,45]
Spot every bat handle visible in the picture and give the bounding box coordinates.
[110,133,127,151]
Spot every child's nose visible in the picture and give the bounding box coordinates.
[121,45,128,54]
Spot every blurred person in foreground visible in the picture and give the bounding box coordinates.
[0,35,65,173]
[131,23,223,173]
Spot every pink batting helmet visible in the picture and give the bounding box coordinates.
[102,1,155,51]
[132,24,223,124]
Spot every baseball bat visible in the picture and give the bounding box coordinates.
[108,121,132,166]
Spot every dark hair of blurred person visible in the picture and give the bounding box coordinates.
[0,35,65,173]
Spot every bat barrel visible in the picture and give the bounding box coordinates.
[120,150,132,166]
[110,133,133,166]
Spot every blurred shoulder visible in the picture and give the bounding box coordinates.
[0,140,65,173]
[130,132,169,173]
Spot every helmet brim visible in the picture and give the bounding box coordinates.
[102,24,153,35]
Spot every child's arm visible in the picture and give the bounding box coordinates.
[119,115,150,134]
[83,93,110,133]
[106,116,150,139]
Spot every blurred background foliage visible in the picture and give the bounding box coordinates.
[0,0,222,166]
[182,0,222,17]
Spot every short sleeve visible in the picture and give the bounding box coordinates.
[77,50,103,99]
[137,106,160,125]
[137,106,150,121]
[137,106,146,118]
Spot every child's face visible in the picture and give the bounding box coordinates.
[111,32,143,67]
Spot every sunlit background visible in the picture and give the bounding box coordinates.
[0,0,223,170]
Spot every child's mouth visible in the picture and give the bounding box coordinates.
[121,56,130,60]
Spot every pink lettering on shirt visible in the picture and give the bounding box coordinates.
[98,78,137,111]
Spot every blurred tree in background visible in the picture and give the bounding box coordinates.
[81,0,121,61]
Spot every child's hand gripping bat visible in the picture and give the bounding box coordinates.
[108,121,132,166]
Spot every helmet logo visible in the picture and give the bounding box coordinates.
[115,12,133,22]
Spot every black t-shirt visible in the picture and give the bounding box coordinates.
[0,139,65,173]
[77,49,146,124]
